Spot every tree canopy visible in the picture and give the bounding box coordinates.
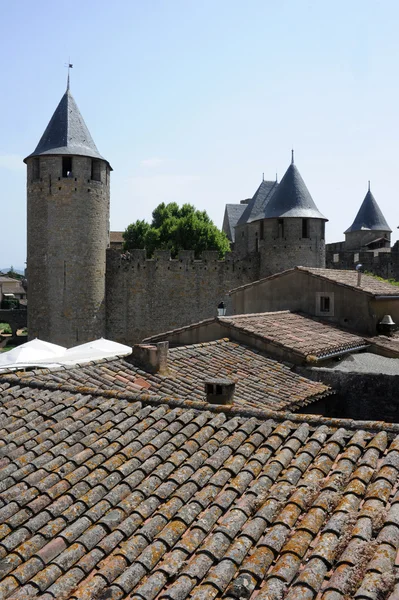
[123,203,230,258]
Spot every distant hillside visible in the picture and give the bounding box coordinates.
[0,268,25,276]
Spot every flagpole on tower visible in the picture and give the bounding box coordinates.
[65,60,73,91]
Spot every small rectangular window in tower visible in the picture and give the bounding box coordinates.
[62,156,73,178]
[91,160,101,181]
[320,296,330,313]
[278,218,284,238]
[302,218,309,238]
[260,221,264,240]
[33,158,40,181]
[321,222,325,240]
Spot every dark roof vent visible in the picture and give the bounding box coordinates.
[205,378,235,405]
[377,315,396,337]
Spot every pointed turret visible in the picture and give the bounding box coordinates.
[26,84,111,347]
[261,161,327,220]
[25,88,110,166]
[236,179,278,226]
[345,187,391,233]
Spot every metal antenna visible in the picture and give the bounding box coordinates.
[291,149,294,164]
[262,172,264,181]
[65,60,73,90]
[368,180,371,192]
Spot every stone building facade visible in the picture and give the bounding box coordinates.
[326,184,396,278]
[26,87,330,346]
[25,87,111,346]
[226,154,327,278]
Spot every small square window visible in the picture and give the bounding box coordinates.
[320,296,330,312]
[316,292,334,317]
[333,253,339,263]
[62,156,73,178]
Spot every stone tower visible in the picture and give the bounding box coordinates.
[234,154,328,277]
[24,82,111,347]
[344,184,391,251]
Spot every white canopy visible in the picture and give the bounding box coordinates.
[0,338,132,372]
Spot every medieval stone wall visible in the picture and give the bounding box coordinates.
[27,155,110,347]
[258,218,326,278]
[326,242,399,281]
[105,249,259,344]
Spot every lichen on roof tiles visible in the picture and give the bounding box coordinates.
[9,339,330,411]
[0,384,399,598]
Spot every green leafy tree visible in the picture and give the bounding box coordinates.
[122,220,151,251]
[6,266,23,280]
[123,203,230,258]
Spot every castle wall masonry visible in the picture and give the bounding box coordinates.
[105,249,259,344]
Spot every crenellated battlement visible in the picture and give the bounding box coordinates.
[105,248,259,344]
[106,248,250,274]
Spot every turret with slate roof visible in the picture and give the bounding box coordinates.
[24,88,110,164]
[260,152,326,220]
[344,183,391,251]
[233,152,328,276]
[25,76,111,347]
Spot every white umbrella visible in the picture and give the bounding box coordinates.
[0,339,66,372]
[61,338,131,365]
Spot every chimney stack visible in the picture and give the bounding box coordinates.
[204,378,235,405]
[128,341,169,374]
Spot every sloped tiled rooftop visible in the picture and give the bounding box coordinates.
[300,267,399,296]
[220,312,367,360]
[11,339,330,411]
[0,382,399,599]
[230,266,399,297]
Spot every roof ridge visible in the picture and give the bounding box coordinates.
[0,371,398,433]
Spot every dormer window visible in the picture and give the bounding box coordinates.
[91,160,101,182]
[62,157,73,178]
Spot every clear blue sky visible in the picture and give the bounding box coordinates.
[1,0,398,269]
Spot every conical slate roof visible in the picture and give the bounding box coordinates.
[236,179,278,226]
[345,189,391,233]
[24,88,109,165]
[261,162,327,220]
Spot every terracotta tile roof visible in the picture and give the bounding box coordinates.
[0,381,399,599]
[366,332,399,357]
[229,266,399,296]
[220,312,367,360]
[10,339,330,411]
[110,231,124,244]
[301,267,399,295]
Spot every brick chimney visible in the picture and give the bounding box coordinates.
[128,341,169,374]
[204,378,235,405]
